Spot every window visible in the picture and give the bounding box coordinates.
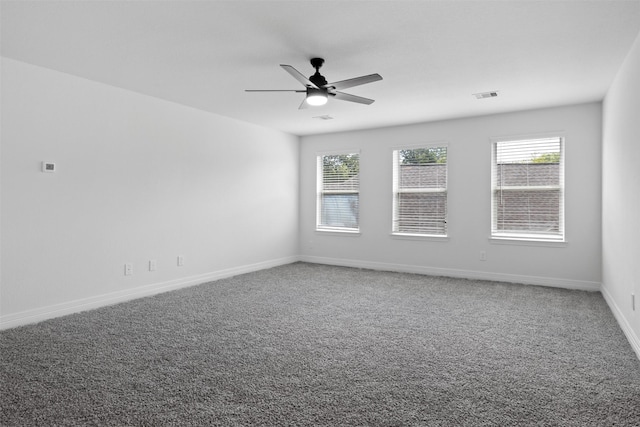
[491,136,564,241]
[392,146,448,236]
[317,153,360,232]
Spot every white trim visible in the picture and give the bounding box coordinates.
[315,148,362,156]
[601,284,640,361]
[315,228,361,236]
[494,185,561,191]
[391,233,449,242]
[392,144,448,237]
[489,131,566,144]
[0,256,299,331]
[490,134,565,242]
[397,188,447,194]
[390,140,449,152]
[299,255,601,291]
[490,236,568,247]
[316,152,361,232]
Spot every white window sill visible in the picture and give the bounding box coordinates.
[489,236,567,248]
[391,233,449,242]
[316,228,361,236]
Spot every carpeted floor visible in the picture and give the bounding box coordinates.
[1,262,639,426]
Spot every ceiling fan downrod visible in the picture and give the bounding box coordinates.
[309,58,328,87]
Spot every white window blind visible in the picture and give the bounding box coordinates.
[392,146,448,236]
[317,153,360,231]
[491,137,564,241]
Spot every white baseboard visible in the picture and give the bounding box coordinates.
[601,284,640,361]
[299,255,602,291]
[0,255,606,331]
[0,256,299,330]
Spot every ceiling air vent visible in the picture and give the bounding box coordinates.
[473,91,499,99]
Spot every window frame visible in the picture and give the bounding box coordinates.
[391,143,449,238]
[316,150,361,234]
[490,134,565,243]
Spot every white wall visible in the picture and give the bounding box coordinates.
[300,103,602,290]
[0,58,299,328]
[602,32,640,357]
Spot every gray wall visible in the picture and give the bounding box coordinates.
[300,103,602,290]
[602,31,640,356]
[1,58,300,327]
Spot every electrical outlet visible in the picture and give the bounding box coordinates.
[177,255,184,267]
[480,251,487,261]
[149,260,157,272]
[124,263,133,276]
[41,161,56,173]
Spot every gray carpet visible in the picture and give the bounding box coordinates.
[1,262,639,426]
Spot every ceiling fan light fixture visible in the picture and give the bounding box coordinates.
[306,90,328,106]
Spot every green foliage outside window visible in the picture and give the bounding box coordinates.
[399,147,447,165]
[322,154,359,182]
[531,152,560,164]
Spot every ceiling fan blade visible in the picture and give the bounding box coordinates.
[298,97,309,110]
[245,89,306,92]
[280,64,319,89]
[331,91,375,105]
[325,73,382,91]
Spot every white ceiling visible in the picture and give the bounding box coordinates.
[2,0,640,136]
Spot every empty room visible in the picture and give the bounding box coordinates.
[1,0,640,425]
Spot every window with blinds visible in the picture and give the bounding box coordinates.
[491,136,564,241]
[392,146,448,236]
[317,153,360,232]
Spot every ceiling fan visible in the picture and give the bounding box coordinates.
[246,58,382,109]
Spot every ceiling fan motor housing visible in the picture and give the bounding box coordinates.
[310,74,328,88]
[307,87,326,98]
